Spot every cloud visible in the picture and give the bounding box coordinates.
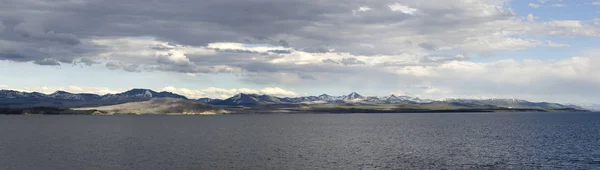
[0,20,5,33]
[352,6,372,15]
[105,62,121,70]
[390,51,600,102]
[547,41,570,48]
[155,50,193,66]
[388,3,418,15]
[527,14,538,22]
[33,58,61,66]
[207,42,288,53]
[529,3,540,8]
[13,21,81,45]
[357,6,372,12]
[105,61,141,72]
[0,0,593,68]
[0,0,599,104]
[526,20,600,37]
[458,36,542,52]
[340,58,366,65]
[0,0,526,62]
[550,4,566,7]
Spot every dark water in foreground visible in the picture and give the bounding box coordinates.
[1,113,599,169]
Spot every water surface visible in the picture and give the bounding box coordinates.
[1,112,599,169]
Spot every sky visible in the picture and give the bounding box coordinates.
[0,0,599,104]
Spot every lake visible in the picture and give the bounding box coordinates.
[1,112,599,169]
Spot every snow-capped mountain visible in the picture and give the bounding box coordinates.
[0,89,187,107]
[0,88,587,111]
[214,93,282,106]
[48,91,102,100]
[317,94,335,101]
[0,90,47,99]
[206,92,432,105]
[101,89,187,100]
[441,98,579,110]
[343,92,364,100]
[196,98,223,104]
[575,103,600,111]
[203,92,583,110]
[378,94,422,104]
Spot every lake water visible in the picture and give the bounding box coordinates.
[1,112,599,169]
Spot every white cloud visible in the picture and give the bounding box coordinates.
[91,37,217,63]
[547,41,571,48]
[269,50,420,66]
[155,50,193,66]
[550,3,566,7]
[388,3,418,15]
[527,14,538,22]
[391,90,407,96]
[532,20,600,37]
[357,6,371,12]
[528,3,540,8]
[459,36,542,52]
[207,42,289,53]
[390,51,600,102]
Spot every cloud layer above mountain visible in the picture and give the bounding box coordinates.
[0,0,599,103]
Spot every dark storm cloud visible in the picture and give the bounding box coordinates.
[33,58,60,66]
[0,0,537,88]
[105,62,121,70]
[13,22,81,45]
[267,50,292,54]
[0,0,517,67]
[321,58,366,66]
[0,52,30,62]
[322,59,340,64]
[340,58,366,65]
[105,62,140,72]
[0,20,5,33]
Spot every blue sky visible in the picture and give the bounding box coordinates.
[0,0,599,104]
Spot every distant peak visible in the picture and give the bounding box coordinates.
[123,88,156,94]
[232,93,261,98]
[52,90,71,94]
[348,92,362,96]
[127,88,152,91]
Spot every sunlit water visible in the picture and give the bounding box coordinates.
[1,112,599,169]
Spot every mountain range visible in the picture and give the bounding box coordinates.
[0,89,187,108]
[203,93,432,106]
[202,92,584,110]
[0,88,589,111]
